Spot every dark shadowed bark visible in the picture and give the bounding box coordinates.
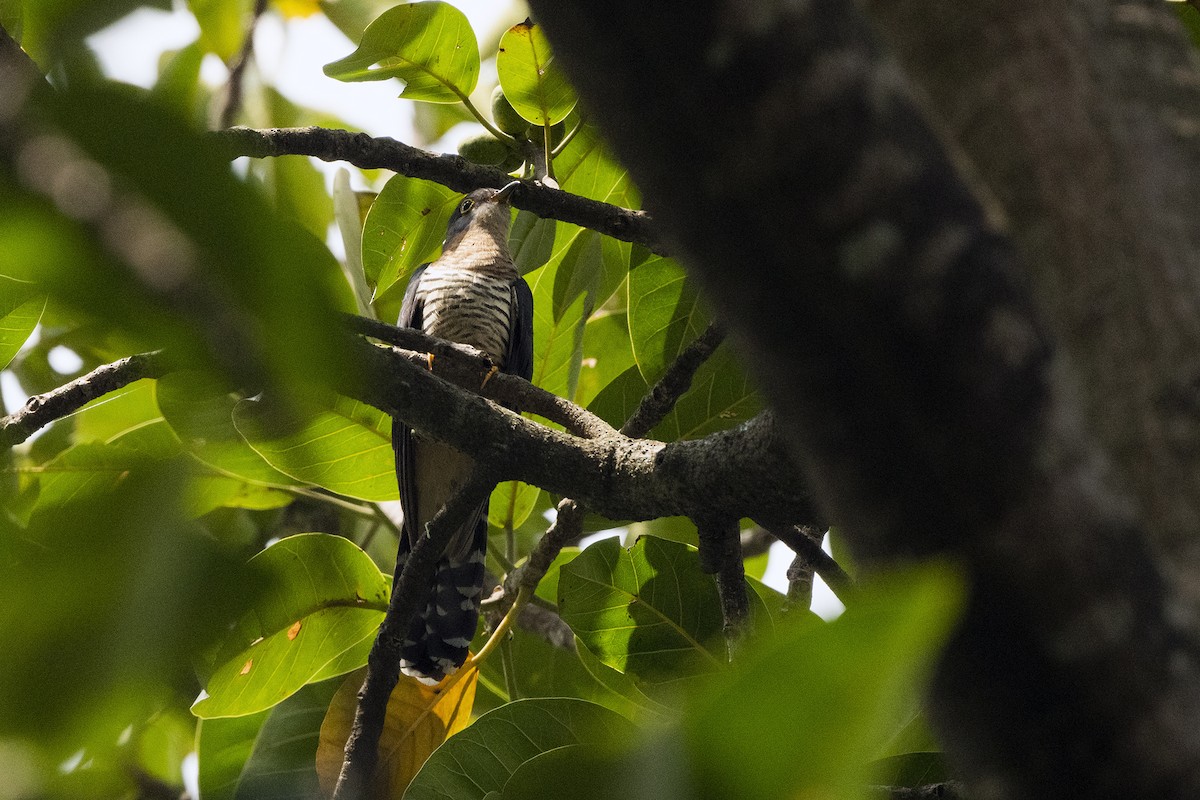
[865,0,1200,615]
[528,1,1200,797]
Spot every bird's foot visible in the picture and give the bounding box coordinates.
[480,365,500,389]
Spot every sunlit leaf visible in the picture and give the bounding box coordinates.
[71,379,161,443]
[627,256,707,382]
[316,665,478,797]
[495,20,577,127]
[488,480,540,533]
[361,176,458,301]
[232,391,396,502]
[193,534,390,718]
[0,274,44,370]
[405,698,635,800]
[323,1,480,103]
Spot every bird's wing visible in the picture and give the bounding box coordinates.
[394,264,428,549]
[506,277,535,382]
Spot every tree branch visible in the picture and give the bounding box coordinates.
[216,0,267,129]
[621,322,725,438]
[767,525,853,602]
[0,351,170,448]
[332,470,495,800]
[695,516,750,658]
[346,314,614,439]
[213,126,664,254]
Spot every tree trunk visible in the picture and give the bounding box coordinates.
[866,0,1200,624]
[529,1,1200,797]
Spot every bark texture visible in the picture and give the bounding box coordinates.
[528,1,1200,797]
[866,0,1200,624]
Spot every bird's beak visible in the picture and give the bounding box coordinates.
[492,181,522,204]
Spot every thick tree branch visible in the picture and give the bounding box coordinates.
[0,352,170,448]
[333,470,494,800]
[530,1,1200,797]
[213,126,664,254]
[509,321,751,599]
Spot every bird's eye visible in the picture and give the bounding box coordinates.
[459,198,474,214]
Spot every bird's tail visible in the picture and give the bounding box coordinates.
[398,519,487,685]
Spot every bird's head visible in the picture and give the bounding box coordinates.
[441,181,522,253]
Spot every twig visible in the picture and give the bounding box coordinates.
[695,516,750,658]
[785,549,814,611]
[0,351,170,448]
[213,127,664,254]
[217,0,268,129]
[621,322,725,438]
[768,525,853,600]
[331,470,495,800]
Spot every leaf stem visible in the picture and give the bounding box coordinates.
[551,116,584,157]
[468,587,530,667]
[458,93,518,146]
[542,122,557,182]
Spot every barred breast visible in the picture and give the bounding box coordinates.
[416,264,514,365]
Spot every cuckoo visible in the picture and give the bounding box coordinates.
[392,181,533,683]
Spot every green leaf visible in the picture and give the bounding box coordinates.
[576,308,635,408]
[681,565,963,800]
[157,370,299,488]
[510,209,556,274]
[0,468,255,749]
[134,708,195,786]
[189,0,255,60]
[488,480,540,533]
[323,1,480,103]
[495,20,577,127]
[193,534,389,718]
[196,677,341,800]
[15,83,349,401]
[361,176,458,300]
[21,425,179,512]
[527,262,587,398]
[628,256,707,382]
[232,391,397,502]
[646,347,762,441]
[72,379,161,443]
[586,363,651,432]
[319,0,396,44]
[558,536,726,689]
[150,42,208,122]
[0,274,44,370]
[406,698,637,800]
[251,148,334,240]
[543,126,635,319]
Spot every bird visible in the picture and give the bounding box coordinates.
[392,181,533,684]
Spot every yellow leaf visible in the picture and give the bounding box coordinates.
[315,664,479,797]
[273,0,321,17]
